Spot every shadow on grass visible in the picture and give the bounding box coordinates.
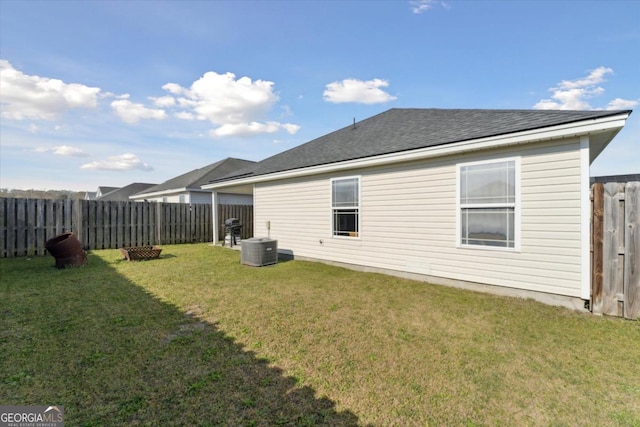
[0,254,360,426]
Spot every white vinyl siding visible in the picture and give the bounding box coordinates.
[190,192,211,204]
[217,193,253,205]
[254,139,583,297]
[141,191,225,204]
[145,193,192,203]
[254,176,330,251]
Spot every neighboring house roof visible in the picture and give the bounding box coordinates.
[214,108,632,182]
[591,174,640,184]
[131,157,256,199]
[96,186,120,198]
[84,191,97,200]
[98,183,156,201]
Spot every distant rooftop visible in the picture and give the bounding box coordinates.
[98,183,156,201]
[134,158,256,196]
[591,174,640,184]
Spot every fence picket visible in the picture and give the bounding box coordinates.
[0,198,6,257]
[7,198,16,257]
[36,199,45,255]
[26,199,36,256]
[16,199,25,256]
[602,183,623,316]
[64,199,73,234]
[624,183,640,319]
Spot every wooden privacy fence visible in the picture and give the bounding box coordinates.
[591,182,640,319]
[0,198,226,257]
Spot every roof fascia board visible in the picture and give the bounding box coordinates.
[130,187,216,200]
[203,112,630,190]
[185,188,213,193]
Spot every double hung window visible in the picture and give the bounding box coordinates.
[459,159,518,249]
[331,177,360,237]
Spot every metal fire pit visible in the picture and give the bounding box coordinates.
[45,232,87,269]
[120,246,162,261]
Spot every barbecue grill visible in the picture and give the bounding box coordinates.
[222,218,242,247]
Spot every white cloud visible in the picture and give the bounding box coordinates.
[281,123,301,134]
[32,145,89,157]
[606,98,639,110]
[162,82,183,94]
[54,145,89,157]
[169,71,277,123]
[323,78,397,104]
[280,104,293,117]
[533,66,637,110]
[81,153,153,171]
[209,121,300,137]
[163,71,298,137]
[557,66,612,90]
[410,0,448,14]
[0,59,101,120]
[174,111,197,120]
[110,98,167,124]
[150,95,176,107]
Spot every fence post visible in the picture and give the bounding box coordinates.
[591,183,604,314]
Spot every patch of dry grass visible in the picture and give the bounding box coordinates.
[2,243,639,426]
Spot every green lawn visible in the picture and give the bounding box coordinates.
[1,243,639,426]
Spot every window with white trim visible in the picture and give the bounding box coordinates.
[331,177,359,237]
[459,159,518,248]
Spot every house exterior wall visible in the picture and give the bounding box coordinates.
[142,191,252,205]
[190,192,213,204]
[218,193,253,205]
[142,192,190,203]
[254,138,584,298]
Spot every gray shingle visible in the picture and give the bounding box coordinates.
[136,157,256,195]
[217,108,631,180]
[99,183,157,201]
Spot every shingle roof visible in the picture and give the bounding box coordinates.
[135,157,256,196]
[99,183,157,201]
[218,108,631,180]
[97,186,119,197]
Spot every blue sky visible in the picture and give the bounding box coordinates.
[1,0,638,192]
